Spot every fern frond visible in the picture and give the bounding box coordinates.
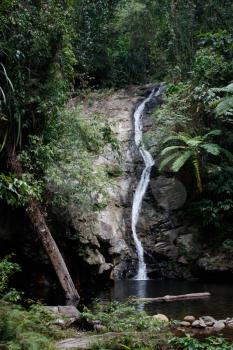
[201,143,220,156]
[163,132,191,145]
[159,152,181,170]
[160,145,185,156]
[215,97,233,115]
[212,82,233,93]
[202,129,221,139]
[171,151,192,172]
[186,137,202,147]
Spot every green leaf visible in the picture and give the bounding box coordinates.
[201,143,220,156]
[171,151,192,172]
[160,145,185,156]
[202,129,222,139]
[159,152,181,170]
[215,97,233,115]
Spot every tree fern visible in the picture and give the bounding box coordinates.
[159,130,232,193]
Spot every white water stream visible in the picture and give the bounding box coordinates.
[131,85,164,280]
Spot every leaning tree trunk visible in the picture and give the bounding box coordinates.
[7,149,80,306]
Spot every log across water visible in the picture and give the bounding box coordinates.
[135,292,211,302]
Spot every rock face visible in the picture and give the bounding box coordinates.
[57,86,233,281]
[66,87,145,279]
[65,87,202,280]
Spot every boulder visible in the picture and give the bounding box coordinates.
[184,315,195,323]
[213,321,225,332]
[153,314,169,322]
[200,316,215,327]
[192,320,206,328]
[46,305,81,328]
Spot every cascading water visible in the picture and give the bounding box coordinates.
[131,85,164,280]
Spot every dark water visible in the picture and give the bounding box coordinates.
[97,279,233,320]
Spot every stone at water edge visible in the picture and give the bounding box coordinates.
[192,320,206,328]
[153,314,169,322]
[200,316,215,327]
[180,321,191,327]
[213,321,225,332]
[183,315,195,323]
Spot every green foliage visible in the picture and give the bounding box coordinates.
[159,130,229,193]
[169,336,233,350]
[210,82,233,120]
[22,107,120,211]
[192,48,231,85]
[0,302,57,350]
[191,166,233,232]
[145,82,192,155]
[0,256,21,301]
[0,173,42,206]
[0,0,76,151]
[82,301,167,333]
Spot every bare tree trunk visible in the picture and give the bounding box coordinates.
[135,292,211,303]
[8,150,80,305]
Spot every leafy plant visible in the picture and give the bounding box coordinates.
[0,256,21,301]
[0,173,42,207]
[211,82,233,118]
[159,130,232,193]
[82,301,168,333]
[169,335,233,350]
[0,302,57,350]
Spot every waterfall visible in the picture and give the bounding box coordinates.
[131,85,164,280]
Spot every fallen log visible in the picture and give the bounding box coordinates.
[135,292,211,303]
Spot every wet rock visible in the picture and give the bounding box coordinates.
[153,314,169,322]
[213,321,225,332]
[200,316,215,326]
[184,316,195,323]
[192,320,206,328]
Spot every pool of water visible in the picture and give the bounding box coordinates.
[97,279,233,320]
